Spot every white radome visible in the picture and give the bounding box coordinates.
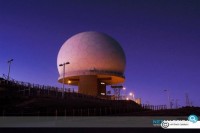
[57,31,126,84]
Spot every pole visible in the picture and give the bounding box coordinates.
[62,63,65,99]
[164,90,170,109]
[168,91,170,109]
[175,99,178,109]
[59,62,70,99]
[7,59,13,80]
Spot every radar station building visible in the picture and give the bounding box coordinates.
[57,31,126,96]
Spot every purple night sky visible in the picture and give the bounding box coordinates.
[0,0,200,107]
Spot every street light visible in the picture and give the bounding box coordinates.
[59,62,70,98]
[7,59,14,80]
[129,92,135,100]
[67,80,72,92]
[122,87,126,100]
[68,80,71,84]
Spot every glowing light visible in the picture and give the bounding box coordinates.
[129,92,133,96]
[68,80,71,84]
[126,97,129,100]
[101,82,105,85]
[123,87,126,90]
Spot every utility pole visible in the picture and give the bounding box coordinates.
[170,99,174,109]
[185,93,190,106]
[7,59,14,80]
[175,99,179,109]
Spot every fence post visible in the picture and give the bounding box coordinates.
[105,107,107,116]
[56,88,57,97]
[55,109,58,120]
[28,87,30,96]
[73,109,75,116]
[88,108,90,116]
[48,87,49,96]
[94,108,96,116]
[23,88,25,96]
[99,108,101,116]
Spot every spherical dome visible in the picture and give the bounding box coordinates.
[57,31,126,84]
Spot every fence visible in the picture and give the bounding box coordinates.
[1,106,141,116]
[0,74,76,98]
[142,104,167,110]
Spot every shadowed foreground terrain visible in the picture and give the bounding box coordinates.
[0,77,199,116]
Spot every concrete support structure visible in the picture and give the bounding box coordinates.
[78,75,106,96]
[78,75,98,96]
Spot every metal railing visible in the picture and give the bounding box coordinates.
[59,69,125,78]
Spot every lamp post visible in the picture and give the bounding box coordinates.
[59,62,70,98]
[129,92,134,100]
[68,80,71,92]
[7,59,14,80]
[122,87,126,100]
